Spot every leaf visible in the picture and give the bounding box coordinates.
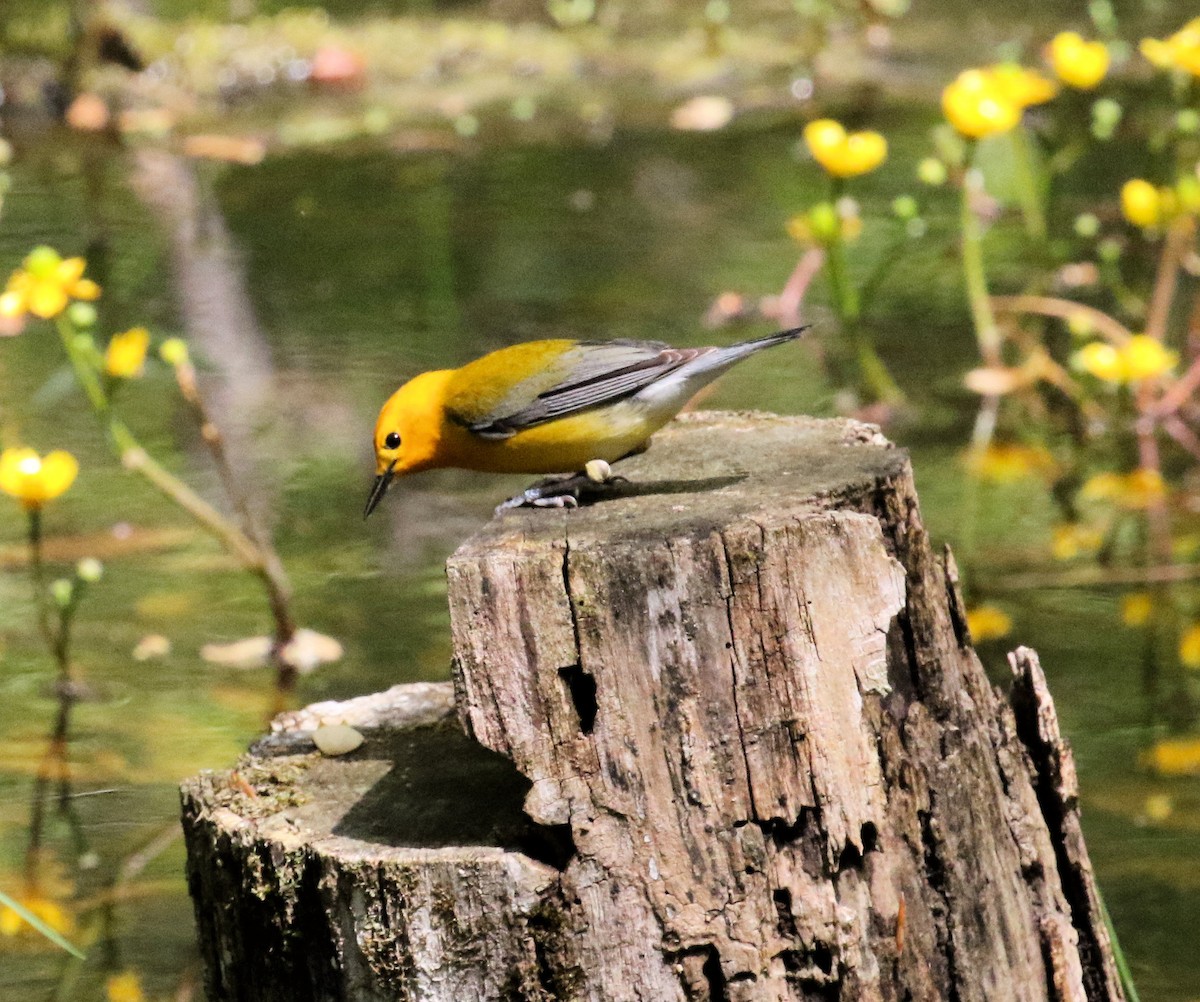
[0,889,85,958]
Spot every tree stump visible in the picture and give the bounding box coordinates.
[181,412,1124,1002]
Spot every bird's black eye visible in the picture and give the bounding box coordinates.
[384,432,401,450]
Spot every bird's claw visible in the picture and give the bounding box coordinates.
[531,494,579,509]
[494,468,623,515]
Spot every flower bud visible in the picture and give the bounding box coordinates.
[66,302,98,329]
[51,578,74,608]
[1073,213,1100,238]
[159,338,190,367]
[916,157,948,186]
[891,194,919,220]
[76,558,103,583]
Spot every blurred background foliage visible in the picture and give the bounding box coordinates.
[0,0,1199,1000]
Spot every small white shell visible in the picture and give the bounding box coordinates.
[312,724,364,757]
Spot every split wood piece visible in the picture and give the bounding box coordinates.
[447,411,1125,1002]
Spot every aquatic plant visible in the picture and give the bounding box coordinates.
[0,247,337,687]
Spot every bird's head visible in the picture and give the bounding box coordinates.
[364,370,452,518]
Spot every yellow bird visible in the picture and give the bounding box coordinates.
[365,325,809,516]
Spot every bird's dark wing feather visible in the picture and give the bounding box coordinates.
[450,339,708,439]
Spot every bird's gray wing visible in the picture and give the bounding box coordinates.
[456,339,710,439]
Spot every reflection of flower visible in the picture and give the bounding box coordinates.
[1121,592,1153,628]
[966,604,1012,642]
[1073,335,1176,383]
[1051,523,1103,561]
[1140,17,1200,77]
[1143,793,1173,822]
[803,119,888,178]
[106,971,146,1002]
[964,442,1057,483]
[943,69,1021,138]
[1049,32,1110,89]
[0,247,100,321]
[0,448,79,510]
[105,327,150,379]
[1142,737,1200,776]
[1081,469,1165,510]
[1180,623,1200,668]
[0,893,75,937]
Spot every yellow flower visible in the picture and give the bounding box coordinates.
[966,603,1012,642]
[0,893,74,937]
[1072,341,1123,381]
[1140,17,1200,77]
[0,448,79,510]
[104,327,150,378]
[1072,335,1176,383]
[1121,178,1162,228]
[0,246,101,321]
[803,119,888,179]
[942,69,1022,139]
[1120,334,1176,381]
[106,971,146,1002]
[1051,523,1103,561]
[1121,592,1154,627]
[1142,737,1200,776]
[1048,32,1110,89]
[1181,623,1200,668]
[987,63,1059,108]
[964,442,1057,483]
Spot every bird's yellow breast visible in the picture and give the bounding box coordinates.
[437,400,668,473]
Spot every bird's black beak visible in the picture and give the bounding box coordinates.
[363,460,397,519]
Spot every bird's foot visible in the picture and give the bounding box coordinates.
[494,461,627,515]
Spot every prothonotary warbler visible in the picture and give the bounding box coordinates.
[365,325,810,516]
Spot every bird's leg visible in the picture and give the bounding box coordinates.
[494,460,626,514]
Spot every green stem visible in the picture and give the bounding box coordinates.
[1097,887,1141,1002]
[825,222,902,404]
[960,164,1002,368]
[958,151,1005,574]
[51,319,266,574]
[1009,125,1047,243]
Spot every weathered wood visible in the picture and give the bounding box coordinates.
[181,682,579,1001]
[182,411,1124,1001]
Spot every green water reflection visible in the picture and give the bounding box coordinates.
[1,114,1197,1001]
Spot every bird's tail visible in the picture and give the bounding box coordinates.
[729,324,811,357]
[682,324,811,376]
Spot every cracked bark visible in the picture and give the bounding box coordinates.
[182,412,1123,1001]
